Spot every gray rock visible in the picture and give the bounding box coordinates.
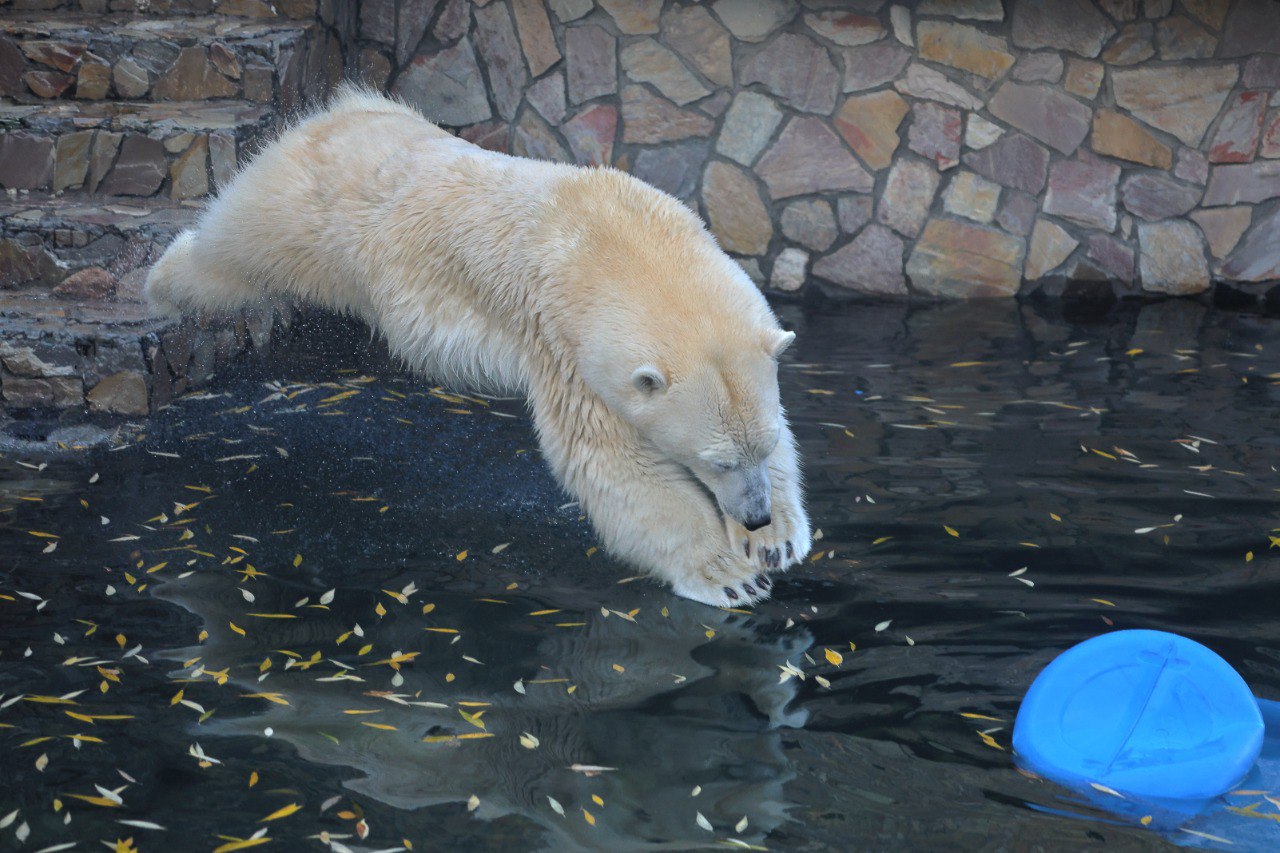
[474,3,527,122]
[716,91,783,166]
[996,190,1038,236]
[1138,220,1209,295]
[770,247,809,292]
[918,0,1004,19]
[398,0,441,65]
[702,159,773,254]
[803,10,885,46]
[512,110,571,163]
[1220,0,1280,57]
[837,195,874,234]
[712,0,797,42]
[54,130,93,193]
[893,63,983,110]
[839,42,912,92]
[813,224,906,295]
[780,199,838,251]
[621,39,709,106]
[620,84,714,144]
[633,139,709,201]
[1120,173,1201,221]
[565,24,617,106]
[113,56,150,98]
[942,171,1001,223]
[1086,233,1135,282]
[525,72,566,125]
[511,0,561,75]
[1012,0,1115,57]
[98,134,166,197]
[360,0,396,43]
[1174,148,1209,185]
[0,132,54,191]
[740,33,840,114]
[988,81,1091,155]
[908,101,962,170]
[1204,161,1280,206]
[393,39,492,126]
[1011,51,1063,83]
[962,132,1050,194]
[548,0,593,23]
[1044,155,1121,231]
[661,4,733,87]
[756,116,874,198]
[562,103,616,165]
[1221,206,1280,282]
[1112,64,1238,147]
[1243,56,1280,89]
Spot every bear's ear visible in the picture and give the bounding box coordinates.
[766,329,796,358]
[631,364,668,395]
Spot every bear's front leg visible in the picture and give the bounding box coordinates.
[723,419,812,576]
[533,390,772,607]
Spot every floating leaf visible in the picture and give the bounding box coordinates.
[260,802,301,822]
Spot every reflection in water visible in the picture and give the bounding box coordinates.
[2,299,1279,850]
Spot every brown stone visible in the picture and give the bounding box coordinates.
[1138,221,1209,294]
[1012,51,1064,83]
[988,81,1091,155]
[393,39,492,126]
[357,49,392,90]
[360,0,396,42]
[511,0,561,76]
[877,158,940,238]
[25,70,74,98]
[599,0,663,34]
[549,0,592,23]
[525,72,566,124]
[1025,218,1078,279]
[98,134,166,197]
[209,131,237,190]
[242,61,273,103]
[1262,114,1280,160]
[1182,0,1231,30]
[1062,58,1103,99]
[1175,147,1210,185]
[942,171,1001,223]
[54,129,93,193]
[833,90,908,171]
[113,57,150,98]
[804,11,884,47]
[153,47,236,100]
[397,0,440,65]
[740,33,839,115]
[712,0,797,42]
[1044,155,1121,231]
[1190,207,1252,259]
[3,376,83,409]
[0,132,54,191]
[565,24,617,106]
[1208,91,1266,164]
[837,195,874,234]
[908,101,962,171]
[53,266,117,300]
[170,136,209,201]
[620,85,714,144]
[1220,0,1280,57]
[1086,234,1135,282]
[917,21,1015,80]
[1091,110,1172,169]
[562,104,617,166]
[621,39,709,107]
[996,191,1038,236]
[813,224,906,296]
[88,131,121,193]
[208,43,241,80]
[0,238,60,288]
[0,37,27,99]
[87,371,149,416]
[1113,64,1239,147]
[76,53,111,99]
[1098,0,1138,19]
[894,63,984,110]
[1243,56,1280,89]
[702,161,772,255]
[756,116,874,198]
[458,121,509,153]
[907,219,1026,297]
[1156,16,1217,60]
[21,41,84,74]
[661,4,732,87]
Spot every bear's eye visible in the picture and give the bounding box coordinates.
[712,459,738,472]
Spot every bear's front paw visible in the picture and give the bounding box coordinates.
[669,553,774,608]
[725,500,811,577]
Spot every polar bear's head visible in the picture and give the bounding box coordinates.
[583,315,795,531]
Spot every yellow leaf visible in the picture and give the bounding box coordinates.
[249,771,259,788]
[458,709,486,731]
[1246,551,1254,562]
[229,622,246,636]
[872,536,892,545]
[456,550,468,561]
[64,794,121,808]
[213,838,272,853]
[1089,598,1116,607]
[27,530,59,539]
[293,554,303,567]
[242,693,291,706]
[977,731,1004,750]
[361,722,398,731]
[260,802,302,822]
[960,713,1004,722]
[944,526,959,538]
[583,808,596,826]
[824,648,843,667]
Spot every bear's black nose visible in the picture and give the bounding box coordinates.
[743,515,771,532]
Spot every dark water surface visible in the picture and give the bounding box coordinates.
[2,300,1279,852]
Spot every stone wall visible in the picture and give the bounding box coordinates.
[350,0,1280,300]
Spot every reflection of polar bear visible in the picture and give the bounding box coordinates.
[146,86,809,606]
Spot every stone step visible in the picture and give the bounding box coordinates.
[1,193,200,297]
[7,0,319,21]
[0,98,273,199]
[0,12,336,107]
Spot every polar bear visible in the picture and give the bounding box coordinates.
[146,87,811,606]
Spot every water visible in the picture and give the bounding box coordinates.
[2,299,1279,852]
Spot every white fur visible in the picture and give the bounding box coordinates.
[146,86,811,606]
